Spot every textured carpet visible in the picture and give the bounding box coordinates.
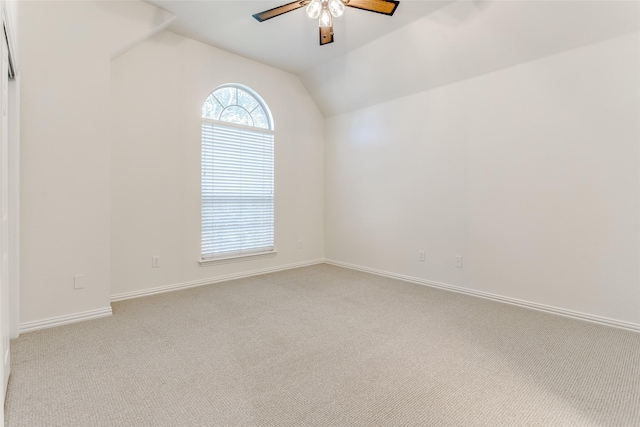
[5,264,640,426]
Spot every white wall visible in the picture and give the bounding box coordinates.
[19,0,322,327]
[18,0,639,331]
[19,1,173,325]
[325,33,640,326]
[110,31,324,297]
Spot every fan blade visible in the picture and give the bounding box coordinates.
[345,0,399,16]
[319,26,334,45]
[253,1,308,22]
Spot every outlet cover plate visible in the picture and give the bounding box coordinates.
[74,275,85,289]
[454,256,463,268]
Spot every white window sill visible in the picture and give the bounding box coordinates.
[199,250,277,266]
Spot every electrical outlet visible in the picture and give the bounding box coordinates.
[454,256,463,268]
[74,275,85,289]
[298,240,303,249]
[152,256,160,268]
[418,250,426,262]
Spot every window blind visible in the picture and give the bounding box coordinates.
[201,122,274,259]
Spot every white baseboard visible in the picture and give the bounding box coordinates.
[111,258,325,302]
[19,306,113,334]
[25,259,637,335]
[324,259,640,333]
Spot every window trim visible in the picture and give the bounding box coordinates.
[200,84,275,264]
[199,249,278,267]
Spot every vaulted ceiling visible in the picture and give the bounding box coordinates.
[146,0,640,116]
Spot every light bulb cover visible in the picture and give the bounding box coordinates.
[328,0,345,17]
[319,6,332,27]
[306,0,321,19]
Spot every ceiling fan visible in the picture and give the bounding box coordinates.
[252,0,400,46]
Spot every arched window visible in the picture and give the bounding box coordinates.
[201,84,274,261]
[202,85,272,129]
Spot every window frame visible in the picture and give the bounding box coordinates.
[199,84,276,266]
[201,83,274,130]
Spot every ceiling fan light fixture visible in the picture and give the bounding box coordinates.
[328,0,345,17]
[305,0,322,19]
[319,5,332,27]
[252,0,400,46]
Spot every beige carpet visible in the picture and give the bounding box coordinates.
[5,264,640,426]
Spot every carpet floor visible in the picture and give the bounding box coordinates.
[5,264,640,426]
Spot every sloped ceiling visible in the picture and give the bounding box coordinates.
[146,0,640,117]
[146,0,454,73]
[301,0,640,116]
